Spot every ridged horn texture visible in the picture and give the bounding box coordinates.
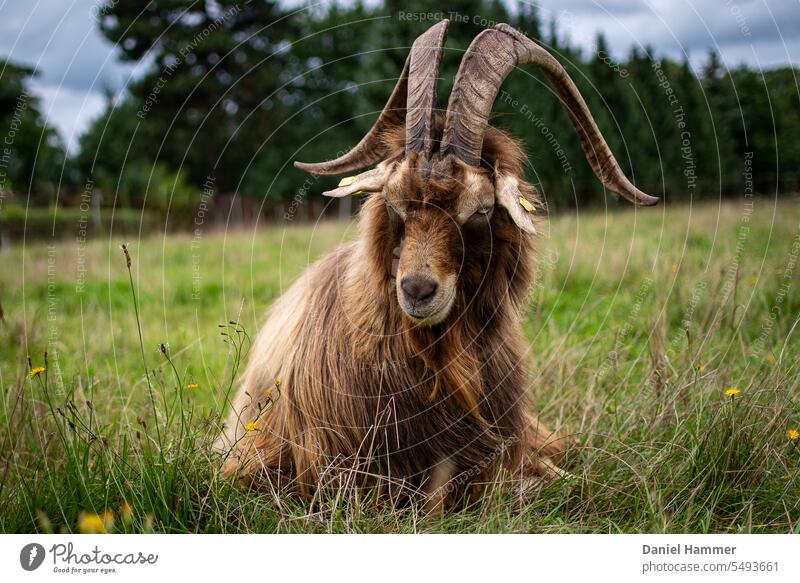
[440,23,659,206]
[405,20,448,156]
[294,20,449,176]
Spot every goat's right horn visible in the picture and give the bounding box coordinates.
[295,20,449,176]
[440,24,658,206]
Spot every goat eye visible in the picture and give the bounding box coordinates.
[468,206,493,222]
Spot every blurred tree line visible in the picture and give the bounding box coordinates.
[0,62,67,206]
[1,0,798,228]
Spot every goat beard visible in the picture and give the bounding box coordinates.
[402,313,486,422]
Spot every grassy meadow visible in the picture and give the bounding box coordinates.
[1,198,799,533]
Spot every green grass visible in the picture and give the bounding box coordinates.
[1,199,799,533]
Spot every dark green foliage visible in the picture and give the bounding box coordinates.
[0,60,69,206]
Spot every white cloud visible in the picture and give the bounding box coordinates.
[537,0,799,68]
[0,0,134,150]
[31,82,106,153]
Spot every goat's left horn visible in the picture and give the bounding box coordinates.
[295,20,449,176]
[440,24,658,206]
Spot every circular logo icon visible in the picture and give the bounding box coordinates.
[20,543,46,571]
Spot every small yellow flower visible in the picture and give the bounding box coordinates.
[787,429,800,441]
[186,383,199,390]
[725,387,742,397]
[696,364,705,373]
[274,378,281,387]
[30,366,45,378]
[265,390,274,401]
[78,512,106,534]
[749,275,758,285]
[102,510,115,531]
[36,510,53,533]
[671,264,678,273]
[245,421,257,432]
[120,501,133,522]
[766,354,775,365]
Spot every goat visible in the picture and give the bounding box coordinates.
[216,21,657,502]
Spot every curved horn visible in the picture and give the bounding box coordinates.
[295,20,449,176]
[440,24,658,206]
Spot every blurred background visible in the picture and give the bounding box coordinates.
[0,0,798,243]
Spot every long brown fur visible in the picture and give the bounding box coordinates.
[216,118,566,500]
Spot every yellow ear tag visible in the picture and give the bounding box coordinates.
[518,196,534,212]
[338,175,363,196]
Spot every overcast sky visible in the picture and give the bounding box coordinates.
[1,0,797,153]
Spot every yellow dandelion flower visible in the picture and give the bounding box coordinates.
[30,366,45,378]
[725,387,741,397]
[186,383,199,390]
[78,512,106,534]
[787,429,800,441]
[265,390,274,401]
[274,378,281,387]
[766,354,775,365]
[245,421,257,432]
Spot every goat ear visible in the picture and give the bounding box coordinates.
[494,174,536,234]
[321,165,387,198]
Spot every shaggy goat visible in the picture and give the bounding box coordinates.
[216,21,657,501]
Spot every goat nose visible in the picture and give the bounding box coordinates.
[401,275,438,304]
